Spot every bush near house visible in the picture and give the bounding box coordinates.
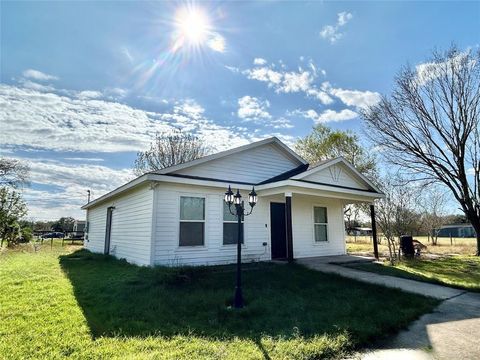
[0,243,439,359]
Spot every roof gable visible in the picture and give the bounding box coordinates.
[156,137,307,184]
[291,157,381,193]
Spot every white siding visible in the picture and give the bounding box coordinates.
[291,194,346,258]
[172,143,300,183]
[153,183,271,266]
[85,205,107,254]
[153,184,347,266]
[85,185,153,265]
[85,183,347,267]
[301,163,369,190]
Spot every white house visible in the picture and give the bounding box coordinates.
[82,137,383,266]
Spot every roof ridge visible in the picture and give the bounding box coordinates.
[153,137,306,175]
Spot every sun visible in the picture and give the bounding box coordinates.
[174,6,211,46]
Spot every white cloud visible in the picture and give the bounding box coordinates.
[234,58,381,111]
[120,46,134,63]
[316,109,358,123]
[270,117,293,129]
[237,96,271,120]
[17,158,134,220]
[207,33,226,52]
[18,79,55,92]
[320,11,353,43]
[319,26,342,43]
[225,65,240,73]
[22,69,58,82]
[254,58,267,65]
[337,11,353,26]
[0,84,251,154]
[174,99,205,119]
[63,157,105,162]
[299,108,358,123]
[282,71,313,93]
[330,88,381,110]
[244,67,283,85]
[77,90,103,99]
[306,88,334,105]
[415,50,473,86]
[242,60,332,105]
[2,80,300,220]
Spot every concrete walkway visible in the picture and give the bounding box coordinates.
[298,256,480,359]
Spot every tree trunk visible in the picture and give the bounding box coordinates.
[472,222,480,256]
[465,213,480,256]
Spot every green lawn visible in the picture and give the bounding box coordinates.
[0,243,439,359]
[348,256,480,292]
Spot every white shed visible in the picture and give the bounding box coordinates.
[82,137,383,266]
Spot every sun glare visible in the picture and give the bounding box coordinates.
[175,7,211,46]
[170,5,226,54]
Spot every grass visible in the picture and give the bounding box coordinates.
[348,256,480,292]
[0,242,439,359]
[346,236,477,257]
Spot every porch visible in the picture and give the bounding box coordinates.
[256,182,384,262]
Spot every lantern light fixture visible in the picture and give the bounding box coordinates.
[234,188,242,205]
[223,185,258,309]
[224,185,234,205]
[248,187,257,207]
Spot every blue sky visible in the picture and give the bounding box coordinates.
[1,1,479,220]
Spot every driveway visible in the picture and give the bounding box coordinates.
[298,256,480,360]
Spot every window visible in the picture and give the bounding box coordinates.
[179,196,205,246]
[314,206,328,242]
[223,202,244,245]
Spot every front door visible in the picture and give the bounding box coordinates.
[270,202,287,259]
[104,207,114,255]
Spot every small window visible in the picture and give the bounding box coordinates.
[179,196,205,246]
[314,206,328,242]
[223,202,244,245]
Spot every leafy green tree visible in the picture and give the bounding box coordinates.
[0,187,28,247]
[295,124,377,178]
[51,217,75,232]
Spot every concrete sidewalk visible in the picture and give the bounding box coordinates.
[297,256,480,359]
[357,292,480,360]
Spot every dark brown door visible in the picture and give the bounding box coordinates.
[104,207,114,254]
[270,202,287,259]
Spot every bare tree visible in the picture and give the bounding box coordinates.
[375,174,420,264]
[362,46,480,255]
[0,158,29,188]
[419,188,448,245]
[133,131,208,176]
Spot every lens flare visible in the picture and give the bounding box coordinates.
[172,6,212,51]
[176,7,210,44]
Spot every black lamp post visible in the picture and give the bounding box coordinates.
[224,185,257,309]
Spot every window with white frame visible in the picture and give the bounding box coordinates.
[179,196,205,246]
[313,206,328,242]
[223,202,244,245]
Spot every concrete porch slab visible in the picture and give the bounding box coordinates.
[298,254,376,265]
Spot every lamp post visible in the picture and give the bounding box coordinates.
[224,185,257,309]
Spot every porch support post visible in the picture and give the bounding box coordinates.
[370,204,379,260]
[285,192,294,263]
